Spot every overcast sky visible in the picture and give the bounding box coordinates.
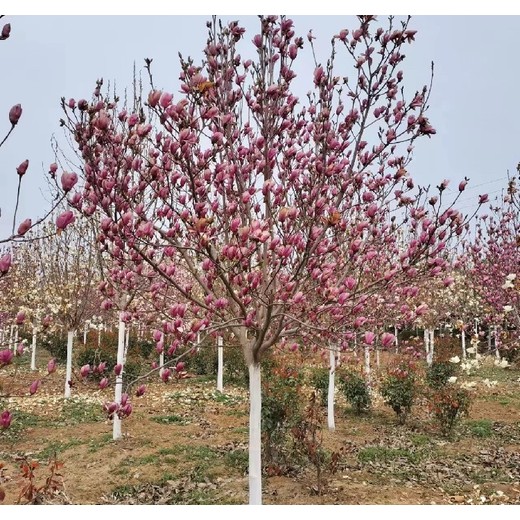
[2,12,520,239]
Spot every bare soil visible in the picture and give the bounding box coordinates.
[1,355,520,506]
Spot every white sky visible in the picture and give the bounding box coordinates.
[2,2,520,239]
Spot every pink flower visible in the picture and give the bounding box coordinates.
[16,218,32,236]
[0,253,11,274]
[148,90,161,107]
[381,332,396,349]
[61,171,78,192]
[0,23,11,40]
[9,104,22,125]
[479,194,489,204]
[16,159,29,177]
[29,379,40,395]
[16,343,24,356]
[458,180,468,192]
[114,363,123,376]
[159,92,173,108]
[363,331,376,345]
[56,210,75,231]
[1,410,12,429]
[98,377,109,390]
[175,361,185,373]
[80,364,91,378]
[161,368,171,383]
[47,358,57,374]
[135,384,146,397]
[0,349,13,366]
[15,311,25,325]
[97,361,107,373]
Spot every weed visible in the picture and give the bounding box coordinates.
[466,419,493,438]
[151,414,188,425]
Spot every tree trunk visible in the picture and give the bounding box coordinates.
[30,325,37,371]
[83,322,88,345]
[495,325,500,359]
[217,336,224,392]
[364,345,371,383]
[427,328,434,366]
[113,314,125,441]
[461,329,466,359]
[394,325,399,353]
[327,344,337,431]
[248,362,262,505]
[64,330,74,398]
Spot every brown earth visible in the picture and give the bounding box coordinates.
[1,353,520,506]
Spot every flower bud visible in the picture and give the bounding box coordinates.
[1,410,12,429]
[0,23,11,40]
[16,159,29,177]
[9,104,22,125]
[80,364,91,377]
[0,253,11,274]
[56,210,75,231]
[98,377,109,389]
[17,218,32,236]
[61,171,78,192]
[47,358,57,374]
[29,379,41,395]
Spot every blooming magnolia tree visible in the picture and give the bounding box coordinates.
[469,175,520,359]
[58,16,479,504]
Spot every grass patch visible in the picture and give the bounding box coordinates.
[0,409,43,440]
[60,399,104,424]
[209,391,243,406]
[224,449,248,474]
[358,446,421,464]
[87,433,114,453]
[466,419,494,438]
[37,438,85,460]
[151,414,189,425]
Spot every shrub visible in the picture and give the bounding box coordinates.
[425,361,457,388]
[380,358,418,425]
[308,367,329,407]
[338,369,371,414]
[40,332,68,362]
[262,361,304,474]
[429,386,471,437]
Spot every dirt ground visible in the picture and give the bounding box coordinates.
[1,353,520,506]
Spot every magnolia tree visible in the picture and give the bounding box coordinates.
[469,175,520,360]
[26,216,100,397]
[58,16,481,504]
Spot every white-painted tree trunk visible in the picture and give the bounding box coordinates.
[423,328,429,360]
[83,323,88,345]
[113,315,125,441]
[327,344,337,431]
[248,362,262,505]
[9,324,15,351]
[461,329,467,359]
[364,345,371,382]
[426,328,434,366]
[394,325,399,353]
[98,328,101,346]
[64,330,74,398]
[30,325,37,371]
[494,326,500,359]
[217,336,224,392]
[375,346,380,369]
[14,325,18,352]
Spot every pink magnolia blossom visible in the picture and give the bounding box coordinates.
[161,368,171,382]
[47,358,57,374]
[114,363,123,376]
[363,331,376,345]
[0,23,11,40]
[8,103,22,125]
[175,361,185,373]
[98,377,109,389]
[15,311,25,325]
[16,159,29,177]
[17,218,32,236]
[80,364,91,377]
[56,210,75,231]
[135,384,146,397]
[0,349,13,366]
[1,410,12,429]
[0,253,11,274]
[29,379,40,395]
[61,171,78,192]
[381,332,396,349]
